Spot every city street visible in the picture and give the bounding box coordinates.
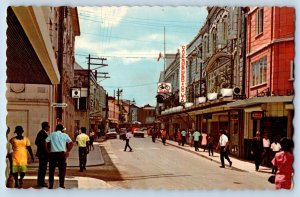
[102,135,274,189]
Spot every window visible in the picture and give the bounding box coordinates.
[212,31,217,53]
[290,60,294,80]
[256,8,264,35]
[251,56,267,86]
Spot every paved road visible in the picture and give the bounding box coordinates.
[103,135,274,190]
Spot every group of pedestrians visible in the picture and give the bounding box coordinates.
[6,121,97,189]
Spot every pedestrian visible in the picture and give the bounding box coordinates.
[177,129,182,145]
[270,136,282,174]
[9,125,35,188]
[192,130,201,151]
[89,129,95,151]
[35,121,50,187]
[6,127,14,188]
[161,129,167,145]
[272,137,294,190]
[251,131,263,171]
[216,130,232,168]
[124,129,133,152]
[152,127,157,143]
[45,124,73,189]
[207,134,214,156]
[262,133,271,167]
[181,129,187,146]
[201,131,208,152]
[76,127,90,172]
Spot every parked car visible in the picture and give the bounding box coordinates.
[106,128,117,139]
[133,128,144,138]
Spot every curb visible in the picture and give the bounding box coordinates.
[157,138,250,172]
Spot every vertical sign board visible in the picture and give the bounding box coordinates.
[179,45,186,103]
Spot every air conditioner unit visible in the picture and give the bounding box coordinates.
[71,88,80,98]
[233,87,241,95]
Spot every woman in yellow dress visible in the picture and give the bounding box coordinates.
[9,126,34,188]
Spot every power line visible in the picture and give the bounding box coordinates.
[104,82,157,88]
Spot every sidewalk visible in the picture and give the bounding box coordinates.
[157,138,272,178]
[25,141,111,189]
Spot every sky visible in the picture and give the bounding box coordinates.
[75,6,208,107]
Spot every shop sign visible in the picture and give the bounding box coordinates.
[251,111,264,120]
[179,45,186,103]
[157,83,172,93]
[256,88,294,97]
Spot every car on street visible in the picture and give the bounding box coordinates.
[133,128,145,138]
[106,128,118,139]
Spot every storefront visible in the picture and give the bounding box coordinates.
[227,96,294,160]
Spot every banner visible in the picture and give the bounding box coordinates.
[179,45,186,103]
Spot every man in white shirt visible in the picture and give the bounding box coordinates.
[216,130,232,168]
[124,130,133,152]
[262,133,271,166]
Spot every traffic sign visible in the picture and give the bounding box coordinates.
[51,103,68,107]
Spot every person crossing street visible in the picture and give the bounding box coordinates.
[124,129,133,152]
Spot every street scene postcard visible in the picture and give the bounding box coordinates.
[4,5,295,191]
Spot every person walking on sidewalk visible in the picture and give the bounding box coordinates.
[35,121,50,187]
[207,134,214,156]
[177,129,182,145]
[181,129,187,146]
[10,125,35,188]
[201,131,208,152]
[216,130,232,168]
[76,127,90,172]
[124,129,133,152]
[272,137,294,190]
[161,129,167,145]
[270,136,281,174]
[46,124,73,189]
[251,131,263,171]
[262,133,271,167]
[192,130,201,151]
[89,129,95,151]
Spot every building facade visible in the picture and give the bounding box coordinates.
[6,6,80,146]
[228,7,295,159]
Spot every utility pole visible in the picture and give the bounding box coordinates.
[116,88,123,124]
[56,6,65,125]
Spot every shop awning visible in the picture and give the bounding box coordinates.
[227,96,294,108]
[7,6,60,84]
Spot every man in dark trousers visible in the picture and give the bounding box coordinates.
[76,127,90,172]
[251,131,264,171]
[46,124,73,189]
[216,130,232,168]
[124,129,133,152]
[35,121,50,187]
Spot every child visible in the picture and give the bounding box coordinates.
[271,137,294,189]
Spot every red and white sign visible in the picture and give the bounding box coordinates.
[157,83,172,93]
[179,45,186,103]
